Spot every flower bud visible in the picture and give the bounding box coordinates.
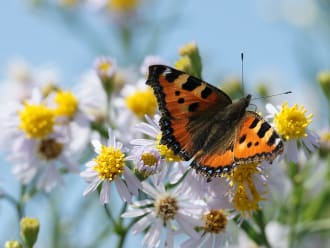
[178,41,202,78]
[4,240,23,248]
[20,217,40,248]
[318,71,330,101]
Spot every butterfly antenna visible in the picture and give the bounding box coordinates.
[241,52,245,96]
[252,91,293,101]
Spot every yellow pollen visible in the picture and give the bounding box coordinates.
[93,145,125,181]
[141,153,158,166]
[107,0,139,12]
[19,104,55,139]
[228,163,265,217]
[233,185,263,218]
[202,209,227,234]
[229,163,260,186]
[125,87,157,118]
[97,61,113,75]
[274,102,313,140]
[156,134,181,162]
[155,195,178,221]
[38,138,64,160]
[54,91,78,118]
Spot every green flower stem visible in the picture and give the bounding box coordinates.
[253,210,272,248]
[287,161,304,248]
[235,215,271,248]
[104,203,117,225]
[2,185,27,221]
[302,155,330,221]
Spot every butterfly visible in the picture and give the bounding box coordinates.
[146,65,284,178]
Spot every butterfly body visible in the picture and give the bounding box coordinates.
[147,65,283,178]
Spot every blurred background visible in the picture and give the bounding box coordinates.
[0,0,329,247]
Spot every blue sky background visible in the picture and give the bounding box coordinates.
[0,0,329,247]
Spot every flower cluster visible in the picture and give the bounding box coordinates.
[1,41,327,248]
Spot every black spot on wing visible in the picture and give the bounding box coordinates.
[165,69,182,83]
[239,134,246,144]
[182,76,202,91]
[178,98,185,104]
[267,131,279,146]
[201,87,213,99]
[249,118,259,129]
[257,122,271,138]
[188,102,199,112]
[247,142,252,148]
[175,91,180,96]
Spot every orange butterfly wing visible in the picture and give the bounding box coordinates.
[147,65,232,159]
[191,112,284,177]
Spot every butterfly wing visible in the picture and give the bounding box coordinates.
[147,65,232,159]
[191,111,284,177]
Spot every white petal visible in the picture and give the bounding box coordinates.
[83,178,101,196]
[91,139,102,154]
[135,122,159,137]
[165,224,174,248]
[130,212,156,234]
[124,168,141,195]
[121,208,152,218]
[100,180,111,203]
[115,178,131,203]
[141,181,159,199]
[285,140,298,163]
[130,139,155,146]
[176,213,199,239]
[143,219,162,248]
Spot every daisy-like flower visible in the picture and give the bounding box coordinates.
[181,208,230,248]
[94,56,117,84]
[266,102,319,163]
[80,129,140,203]
[121,176,203,248]
[4,89,79,192]
[127,146,162,177]
[131,115,188,184]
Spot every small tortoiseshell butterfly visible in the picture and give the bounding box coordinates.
[146,65,284,178]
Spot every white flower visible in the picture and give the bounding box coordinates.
[265,221,289,248]
[80,129,141,204]
[131,115,188,184]
[266,103,319,163]
[140,55,167,76]
[121,176,204,248]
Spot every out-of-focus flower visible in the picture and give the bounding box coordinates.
[94,57,117,94]
[266,102,319,163]
[121,176,203,248]
[20,217,40,248]
[318,70,330,101]
[265,221,289,248]
[80,129,140,203]
[181,209,229,248]
[4,241,23,248]
[140,55,166,76]
[59,0,79,8]
[125,86,157,118]
[4,89,79,191]
[107,0,139,13]
[177,41,202,78]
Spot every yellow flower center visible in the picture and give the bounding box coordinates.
[125,87,157,118]
[93,145,125,181]
[274,102,313,140]
[156,134,182,162]
[155,194,178,221]
[19,104,55,139]
[108,0,139,12]
[202,209,227,234]
[228,163,265,217]
[141,153,158,166]
[38,138,64,161]
[97,61,113,76]
[54,91,78,118]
